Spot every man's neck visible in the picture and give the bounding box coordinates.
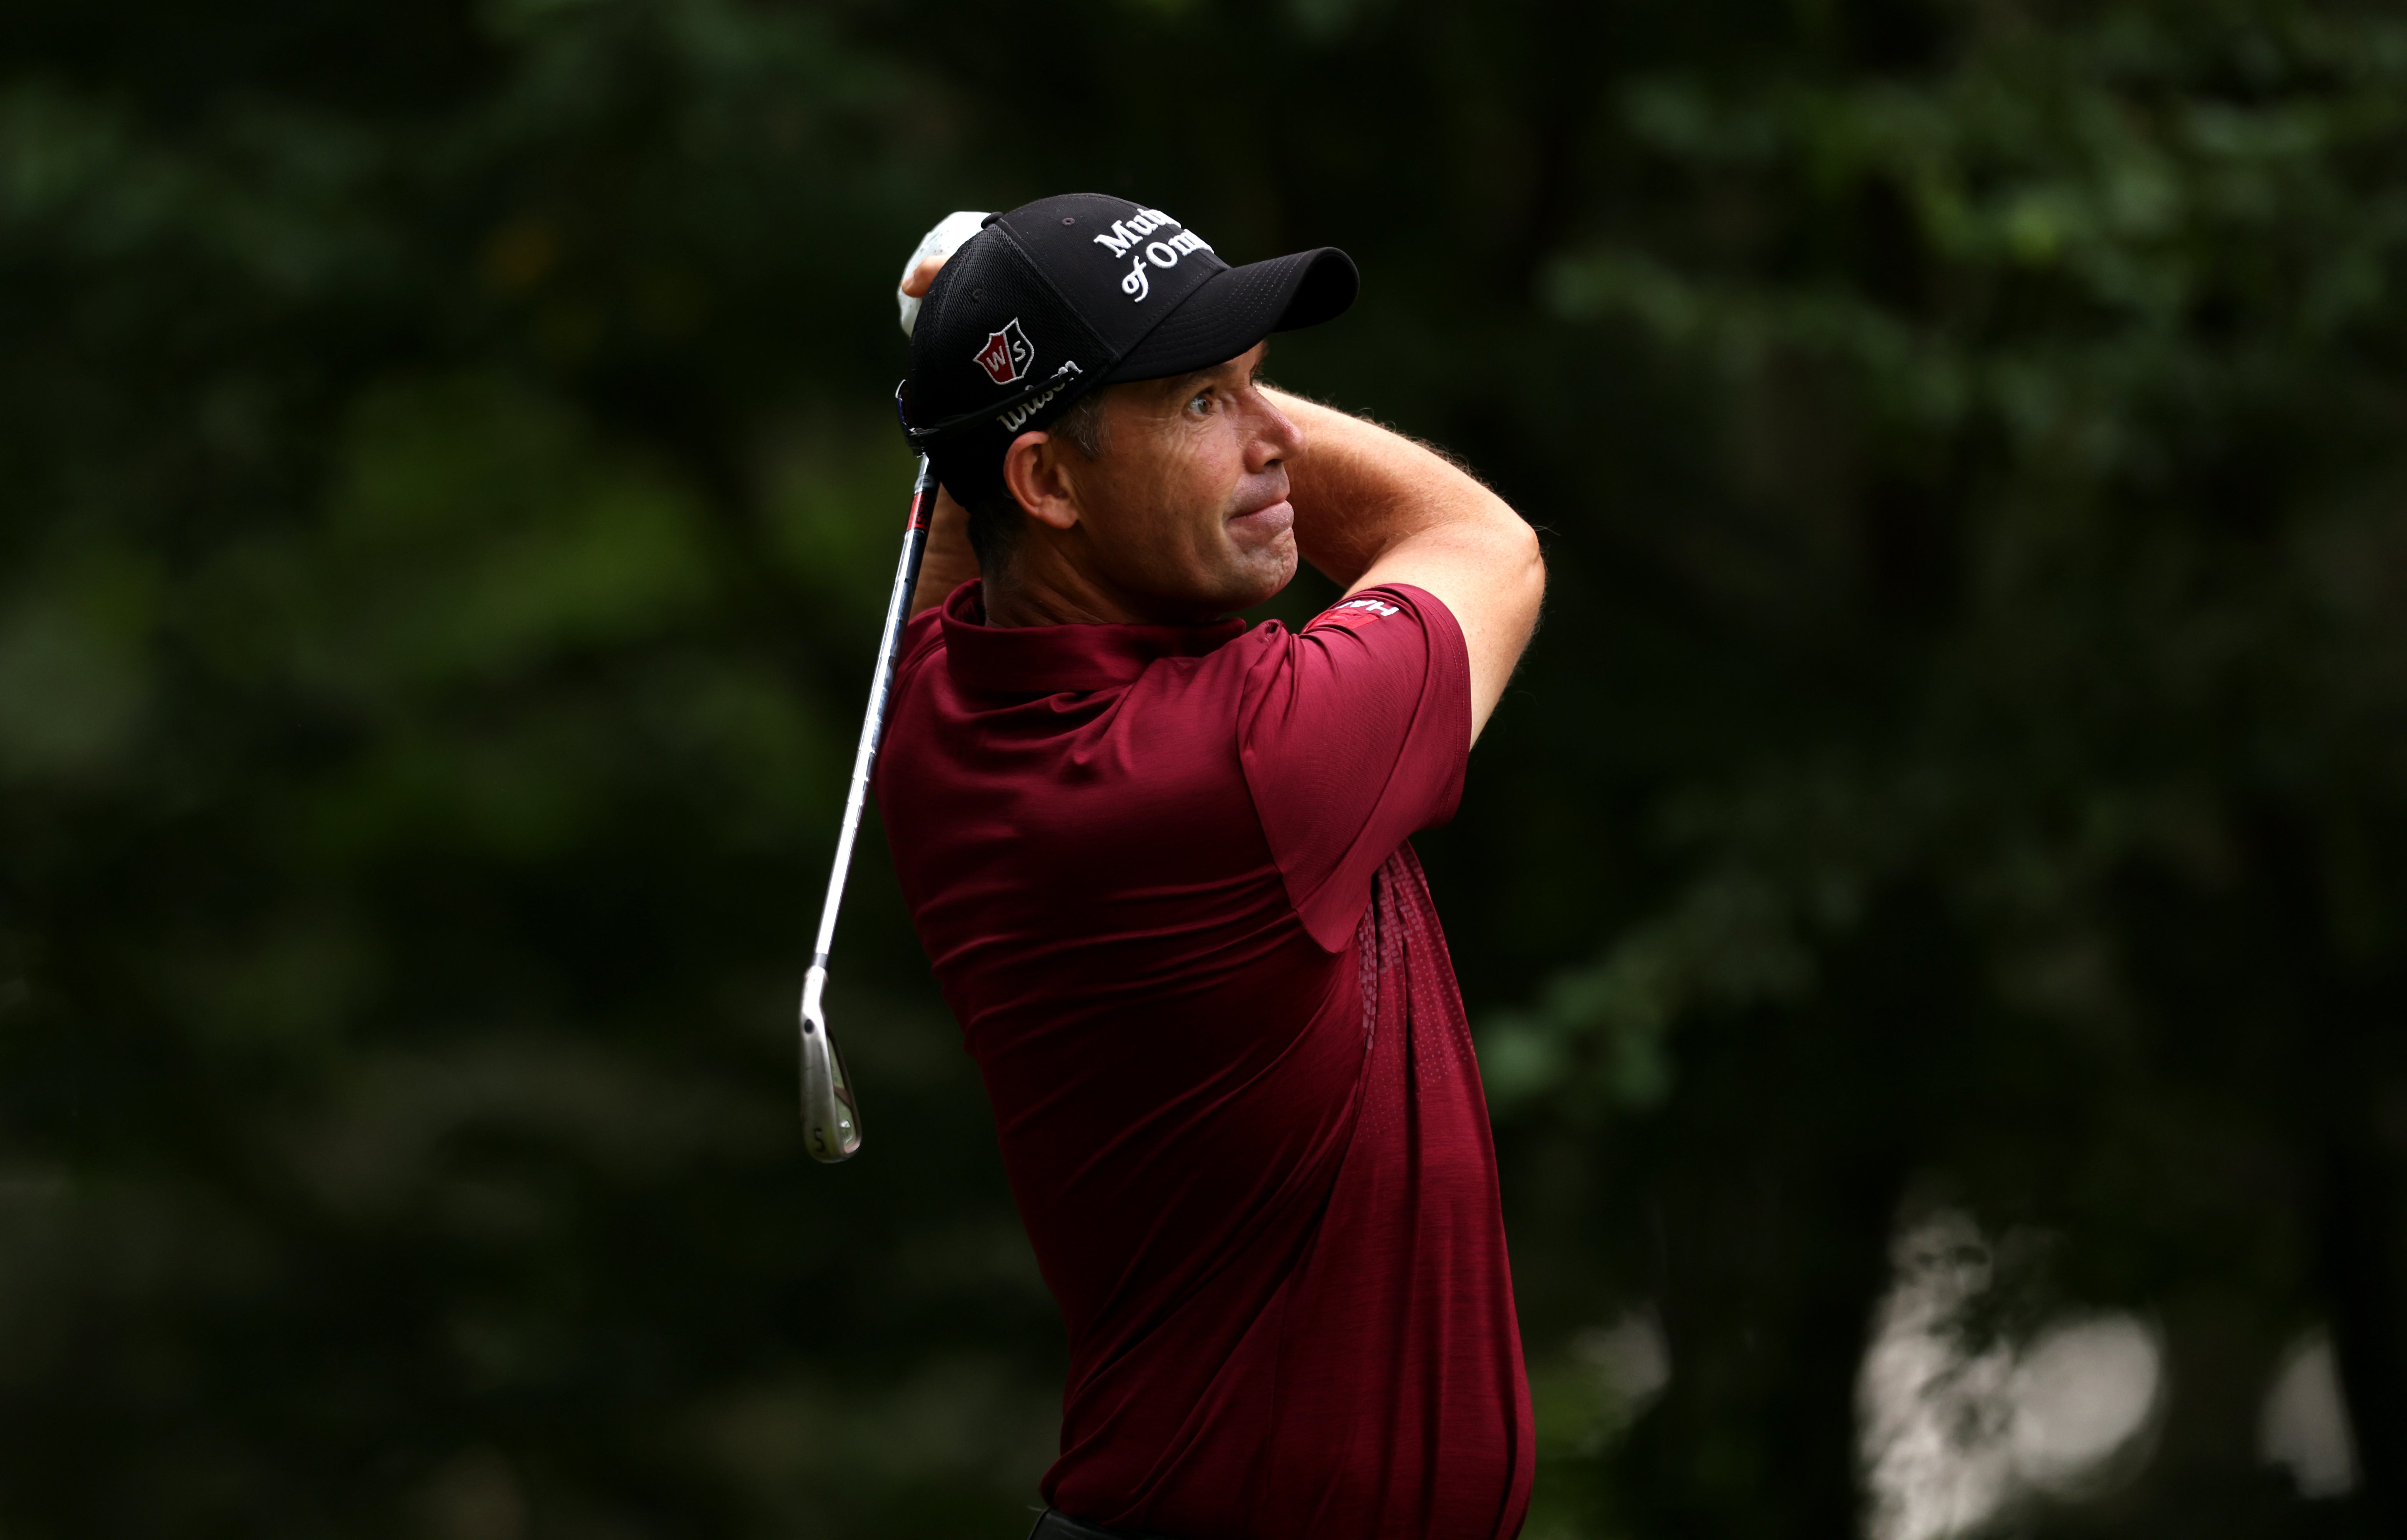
[982,541,1168,628]
[982,574,1130,628]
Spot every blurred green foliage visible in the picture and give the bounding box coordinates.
[4,1,2406,1536]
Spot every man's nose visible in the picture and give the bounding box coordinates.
[1246,396,1306,471]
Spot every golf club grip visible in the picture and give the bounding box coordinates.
[798,455,940,1163]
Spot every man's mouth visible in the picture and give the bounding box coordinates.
[1227,486,1295,543]
[1227,499,1295,538]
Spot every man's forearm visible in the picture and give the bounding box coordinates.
[1269,390,1521,589]
[908,487,980,617]
[1269,389,1544,741]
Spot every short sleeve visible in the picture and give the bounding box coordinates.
[1237,584,1472,951]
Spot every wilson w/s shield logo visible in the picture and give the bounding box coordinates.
[973,319,1035,385]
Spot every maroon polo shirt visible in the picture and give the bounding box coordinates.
[874,579,1532,1540]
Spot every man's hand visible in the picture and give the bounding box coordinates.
[898,211,990,338]
[898,215,991,614]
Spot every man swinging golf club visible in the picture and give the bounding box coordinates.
[880,194,1544,1540]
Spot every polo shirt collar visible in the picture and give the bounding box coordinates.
[941,581,1246,695]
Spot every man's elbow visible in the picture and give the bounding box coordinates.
[1500,508,1546,621]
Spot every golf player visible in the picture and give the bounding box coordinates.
[881,194,1545,1540]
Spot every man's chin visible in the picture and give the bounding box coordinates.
[1220,549,1299,615]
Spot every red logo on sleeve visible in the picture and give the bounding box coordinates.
[1309,596,1402,634]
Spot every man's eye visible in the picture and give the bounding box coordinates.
[1188,390,1214,414]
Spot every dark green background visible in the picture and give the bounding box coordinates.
[3,0,2404,1535]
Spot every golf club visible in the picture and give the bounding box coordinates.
[796,454,934,1162]
[796,212,986,1163]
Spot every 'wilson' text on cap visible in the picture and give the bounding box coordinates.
[997,360,1085,434]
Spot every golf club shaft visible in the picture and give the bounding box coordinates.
[799,454,939,1162]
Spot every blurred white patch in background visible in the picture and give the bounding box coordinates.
[1857,1211,2165,1540]
[2008,1315,2163,1496]
[1578,1308,1673,1412]
[1530,1306,1672,1459]
[1519,1307,1674,1540]
[2258,1330,2359,1498]
[1858,1212,2015,1540]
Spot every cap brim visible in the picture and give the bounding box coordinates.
[1104,247,1359,384]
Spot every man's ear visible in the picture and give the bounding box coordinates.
[1000,431,1081,533]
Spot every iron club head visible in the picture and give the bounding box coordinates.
[798,963,862,1162]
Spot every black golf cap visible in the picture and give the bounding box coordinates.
[899,193,1358,503]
